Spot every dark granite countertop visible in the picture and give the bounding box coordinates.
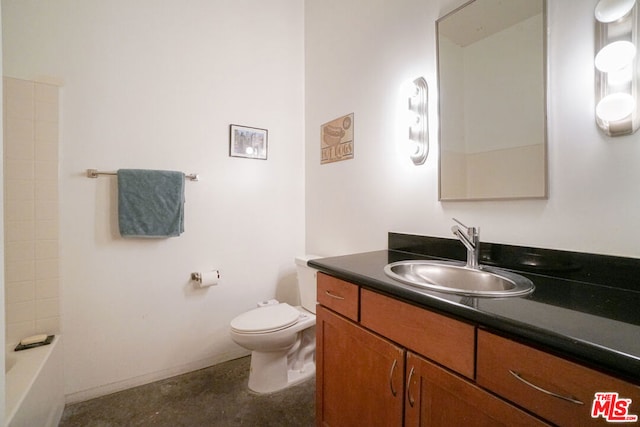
[308,234,640,384]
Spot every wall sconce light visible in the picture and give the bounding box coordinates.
[407,77,429,165]
[594,0,640,136]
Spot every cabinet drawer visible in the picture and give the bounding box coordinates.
[360,289,475,379]
[317,273,359,321]
[477,330,640,427]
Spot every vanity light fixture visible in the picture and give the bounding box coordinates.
[594,0,640,136]
[407,77,429,165]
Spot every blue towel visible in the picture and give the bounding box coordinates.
[117,169,185,238]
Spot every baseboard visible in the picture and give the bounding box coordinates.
[64,348,250,404]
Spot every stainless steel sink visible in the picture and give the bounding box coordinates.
[383,260,534,297]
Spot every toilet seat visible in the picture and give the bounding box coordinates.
[230,303,301,334]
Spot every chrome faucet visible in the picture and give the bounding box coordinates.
[451,218,480,269]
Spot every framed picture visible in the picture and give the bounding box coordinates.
[229,124,268,160]
[321,113,354,164]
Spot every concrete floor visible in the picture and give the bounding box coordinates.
[59,356,315,426]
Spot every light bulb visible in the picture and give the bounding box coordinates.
[607,64,634,85]
[595,0,636,23]
[595,41,636,73]
[596,92,636,121]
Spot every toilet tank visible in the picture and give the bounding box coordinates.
[295,255,321,314]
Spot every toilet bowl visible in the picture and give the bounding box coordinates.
[229,255,319,393]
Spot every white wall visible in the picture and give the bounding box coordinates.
[305,0,640,258]
[3,0,305,400]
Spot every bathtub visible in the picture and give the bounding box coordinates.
[5,335,65,427]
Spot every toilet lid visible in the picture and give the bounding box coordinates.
[230,303,300,333]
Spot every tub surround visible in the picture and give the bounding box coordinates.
[309,233,640,384]
[6,335,64,427]
[3,76,61,345]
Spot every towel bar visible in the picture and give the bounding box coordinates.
[87,169,199,181]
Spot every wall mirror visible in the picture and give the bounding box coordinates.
[437,0,547,201]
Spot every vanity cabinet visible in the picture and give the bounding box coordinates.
[316,273,547,426]
[316,272,640,426]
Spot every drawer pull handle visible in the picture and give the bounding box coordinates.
[325,290,345,300]
[407,366,416,407]
[509,370,584,405]
[389,359,398,397]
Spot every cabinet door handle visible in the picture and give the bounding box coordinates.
[324,290,345,300]
[389,359,398,397]
[509,370,584,405]
[406,366,416,407]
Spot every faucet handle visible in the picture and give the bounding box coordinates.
[452,218,479,237]
[452,218,468,230]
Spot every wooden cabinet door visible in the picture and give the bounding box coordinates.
[404,352,548,427]
[316,305,405,427]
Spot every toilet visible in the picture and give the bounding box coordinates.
[229,255,319,393]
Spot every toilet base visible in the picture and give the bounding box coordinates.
[230,307,316,394]
[247,350,315,394]
[286,360,316,388]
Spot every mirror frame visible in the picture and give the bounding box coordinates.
[436,0,549,201]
